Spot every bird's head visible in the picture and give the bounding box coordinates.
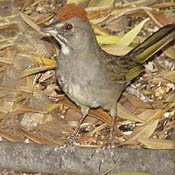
[41,4,97,55]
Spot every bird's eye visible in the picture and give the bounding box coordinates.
[65,24,73,30]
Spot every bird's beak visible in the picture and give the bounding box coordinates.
[41,20,64,36]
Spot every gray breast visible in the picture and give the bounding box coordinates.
[56,63,101,109]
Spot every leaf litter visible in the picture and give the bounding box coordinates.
[0,0,174,150]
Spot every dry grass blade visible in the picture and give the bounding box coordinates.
[18,54,56,65]
[0,22,18,31]
[0,85,35,94]
[151,2,175,8]
[18,127,60,144]
[17,85,35,93]
[87,123,108,136]
[0,57,14,64]
[14,104,47,114]
[0,36,17,50]
[0,107,9,113]
[0,15,16,21]
[17,10,44,35]
[21,65,55,78]
[35,13,54,24]
[30,55,56,65]
[138,138,175,149]
[0,129,25,142]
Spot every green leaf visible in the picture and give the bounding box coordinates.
[96,35,121,45]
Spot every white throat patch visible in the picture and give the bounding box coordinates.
[53,34,70,55]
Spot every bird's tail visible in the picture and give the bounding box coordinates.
[125,24,175,80]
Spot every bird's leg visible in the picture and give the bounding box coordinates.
[105,108,117,148]
[109,115,116,147]
[69,106,89,145]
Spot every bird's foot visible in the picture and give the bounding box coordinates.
[66,107,89,146]
[102,138,115,151]
[67,135,79,147]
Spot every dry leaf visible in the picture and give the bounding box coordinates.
[19,127,64,144]
[119,18,150,46]
[151,10,168,26]
[102,44,131,55]
[124,119,159,145]
[0,129,24,142]
[138,138,175,149]
[164,70,175,83]
[117,103,144,123]
[138,109,160,122]
[124,94,152,109]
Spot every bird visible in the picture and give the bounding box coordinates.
[41,4,175,144]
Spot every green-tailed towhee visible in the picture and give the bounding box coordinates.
[41,4,175,142]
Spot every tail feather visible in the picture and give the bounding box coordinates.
[126,24,175,80]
